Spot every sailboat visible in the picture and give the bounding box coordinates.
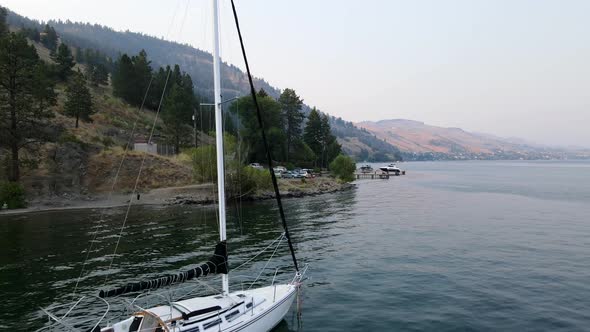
[38,1,304,331]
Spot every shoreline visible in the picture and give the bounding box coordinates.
[0,179,355,216]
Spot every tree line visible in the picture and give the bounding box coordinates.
[229,89,341,169]
[110,48,343,169]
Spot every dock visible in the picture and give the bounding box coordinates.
[355,173,390,179]
[354,170,406,180]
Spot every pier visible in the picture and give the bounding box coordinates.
[354,170,406,180]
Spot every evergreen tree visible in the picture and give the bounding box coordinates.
[64,72,94,128]
[27,27,41,42]
[86,63,108,86]
[320,114,341,168]
[230,94,285,162]
[303,107,323,165]
[40,24,58,52]
[131,49,152,105]
[84,48,95,65]
[148,66,169,109]
[74,46,83,63]
[0,7,8,37]
[52,42,75,81]
[257,88,268,98]
[162,82,195,153]
[0,32,57,182]
[303,108,341,168]
[278,88,304,161]
[112,54,134,101]
[112,50,153,106]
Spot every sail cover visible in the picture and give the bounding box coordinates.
[99,241,228,298]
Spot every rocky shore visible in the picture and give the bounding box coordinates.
[165,178,355,205]
[0,178,355,215]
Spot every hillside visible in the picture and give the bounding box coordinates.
[357,119,578,160]
[6,12,278,102]
[18,68,196,200]
[8,8,410,161]
[5,9,403,162]
[330,117,402,161]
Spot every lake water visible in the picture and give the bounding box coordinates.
[1,160,589,331]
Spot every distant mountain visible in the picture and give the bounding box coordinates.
[329,117,402,161]
[357,119,581,160]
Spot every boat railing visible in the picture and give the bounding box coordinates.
[37,295,110,332]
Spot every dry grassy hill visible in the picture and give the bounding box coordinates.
[18,39,197,200]
[356,119,571,160]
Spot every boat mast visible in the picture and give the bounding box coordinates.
[212,0,229,295]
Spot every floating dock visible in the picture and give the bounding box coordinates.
[354,170,406,180]
[355,173,390,179]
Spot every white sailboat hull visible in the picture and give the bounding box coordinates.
[105,283,298,332]
[229,285,297,332]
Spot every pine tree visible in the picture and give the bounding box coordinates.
[148,66,169,109]
[162,82,195,153]
[257,88,268,98]
[64,72,94,128]
[131,49,152,105]
[86,63,108,87]
[112,53,135,101]
[303,107,323,165]
[0,32,57,182]
[320,114,341,168]
[303,108,341,168]
[40,24,58,52]
[74,46,84,63]
[0,7,8,37]
[52,42,75,81]
[278,88,304,161]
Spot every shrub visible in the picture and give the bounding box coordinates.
[58,132,82,144]
[0,182,27,209]
[190,145,217,183]
[102,136,115,148]
[329,154,356,182]
[228,166,272,195]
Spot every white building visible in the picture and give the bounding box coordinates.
[134,141,158,154]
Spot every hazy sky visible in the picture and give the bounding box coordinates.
[1,0,589,147]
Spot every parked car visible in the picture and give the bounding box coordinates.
[292,171,305,179]
[249,163,264,170]
[273,166,287,173]
[299,169,313,178]
[301,168,315,178]
[282,171,295,179]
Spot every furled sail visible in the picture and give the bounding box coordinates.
[98,241,228,298]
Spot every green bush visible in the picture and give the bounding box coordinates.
[58,132,82,144]
[102,136,115,148]
[329,154,356,182]
[190,145,217,183]
[229,166,272,195]
[0,182,27,209]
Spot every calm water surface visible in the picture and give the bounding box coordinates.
[1,160,589,331]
